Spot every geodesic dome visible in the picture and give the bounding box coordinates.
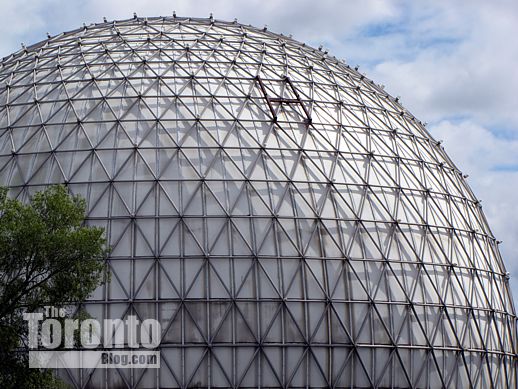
[0,15,516,388]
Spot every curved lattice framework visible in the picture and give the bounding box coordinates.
[0,15,516,388]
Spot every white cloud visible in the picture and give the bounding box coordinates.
[430,120,518,294]
[0,0,49,56]
[364,1,518,129]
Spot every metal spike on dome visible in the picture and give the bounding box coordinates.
[46,32,51,39]
[133,12,137,19]
[263,25,268,31]
[173,10,177,18]
[103,17,107,23]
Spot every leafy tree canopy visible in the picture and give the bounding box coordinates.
[0,185,108,388]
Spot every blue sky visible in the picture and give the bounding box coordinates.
[1,0,518,298]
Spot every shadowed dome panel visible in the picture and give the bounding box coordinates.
[0,16,515,388]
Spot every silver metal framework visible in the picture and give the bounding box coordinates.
[0,15,516,388]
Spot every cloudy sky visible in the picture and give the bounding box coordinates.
[2,0,518,297]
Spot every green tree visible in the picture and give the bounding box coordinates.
[0,185,108,388]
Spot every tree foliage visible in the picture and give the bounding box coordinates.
[0,185,108,388]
